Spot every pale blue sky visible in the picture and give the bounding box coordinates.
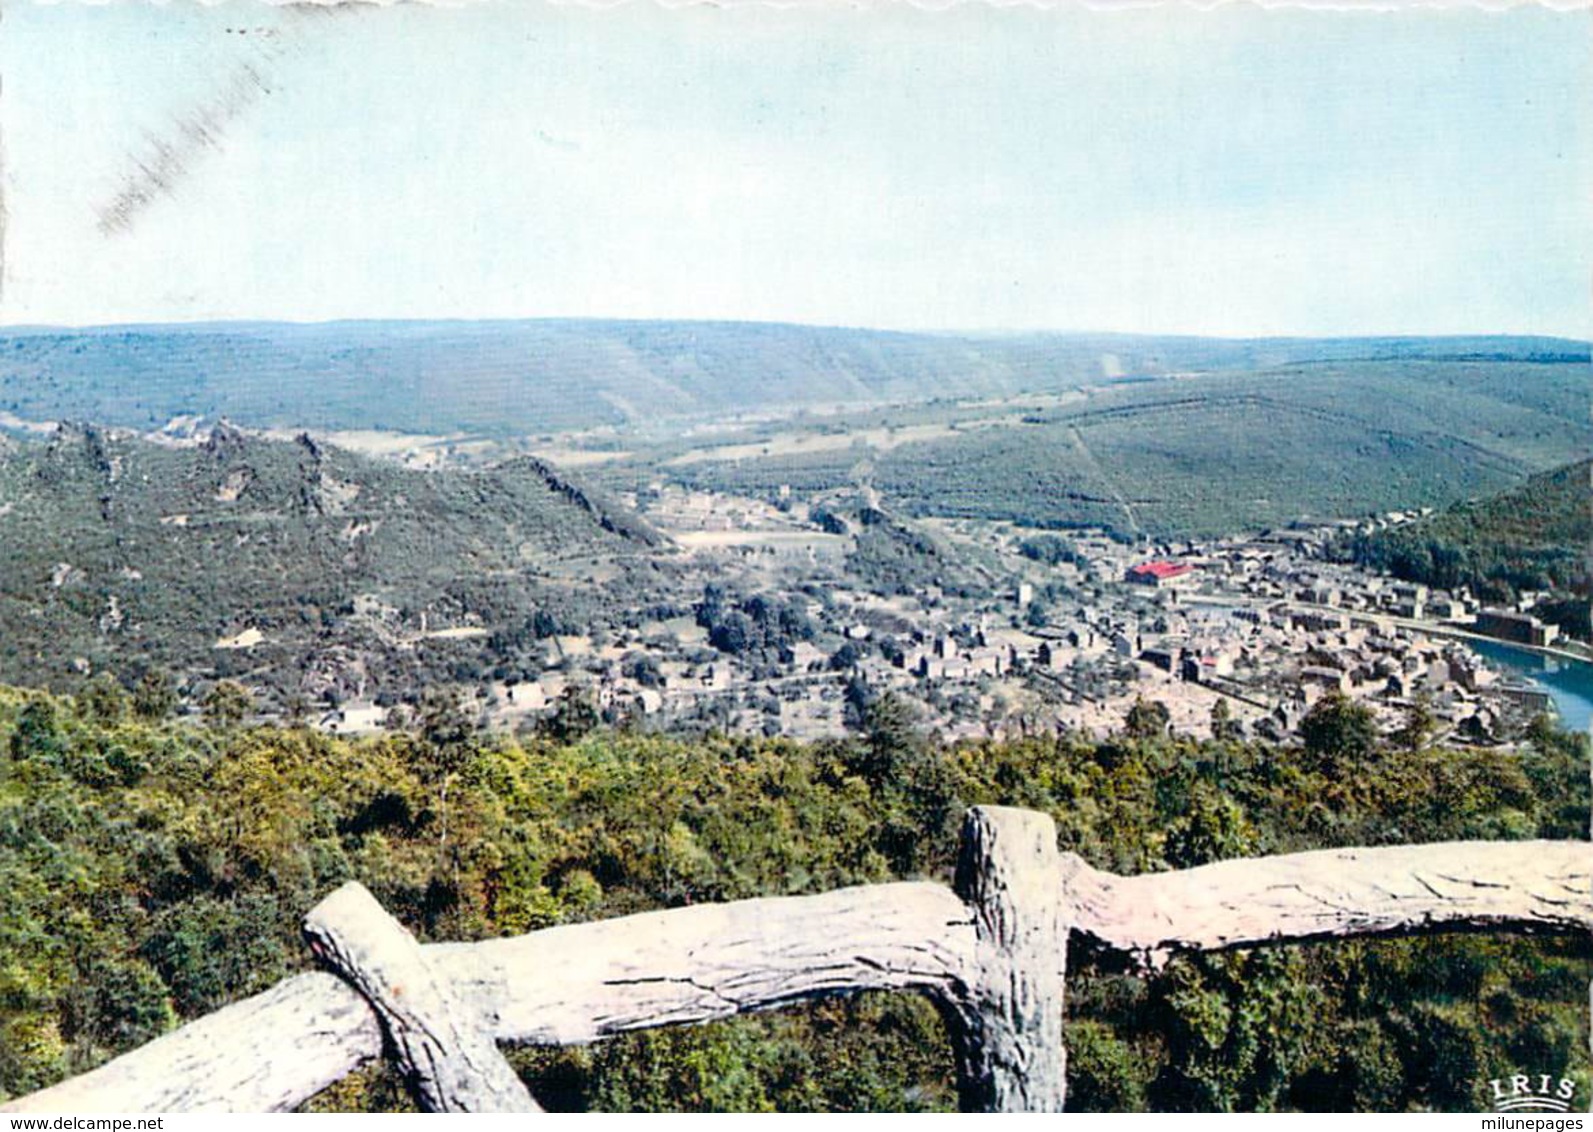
[3,2,1589,337]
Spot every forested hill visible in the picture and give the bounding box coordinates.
[0,320,1585,435]
[1344,458,1590,633]
[0,686,1586,1111]
[0,424,667,700]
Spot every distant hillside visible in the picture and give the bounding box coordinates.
[660,359,1592,538]
[1344,458,1590,636]
[0,320,1584,436]
[0,425,668,702]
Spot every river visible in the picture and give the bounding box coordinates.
[1465,639,1593,734]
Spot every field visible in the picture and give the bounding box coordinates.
[631,360,1590,537]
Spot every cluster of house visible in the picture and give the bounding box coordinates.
[1111,541,1564,654]
[308,503,1569,745]
[1087,545,1558,742]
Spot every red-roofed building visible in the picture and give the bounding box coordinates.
[1125,560,1195,588]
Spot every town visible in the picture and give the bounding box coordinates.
[309,479,1578,752]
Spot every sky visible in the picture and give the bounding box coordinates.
[3,2,1589,338]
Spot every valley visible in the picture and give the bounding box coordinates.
[8,0,1590,1113]
[1,324,1589,1115]
[0,333,1586,754]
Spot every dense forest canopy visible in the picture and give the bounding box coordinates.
[1341,458,1591,639]
[2,683,1587,1112]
